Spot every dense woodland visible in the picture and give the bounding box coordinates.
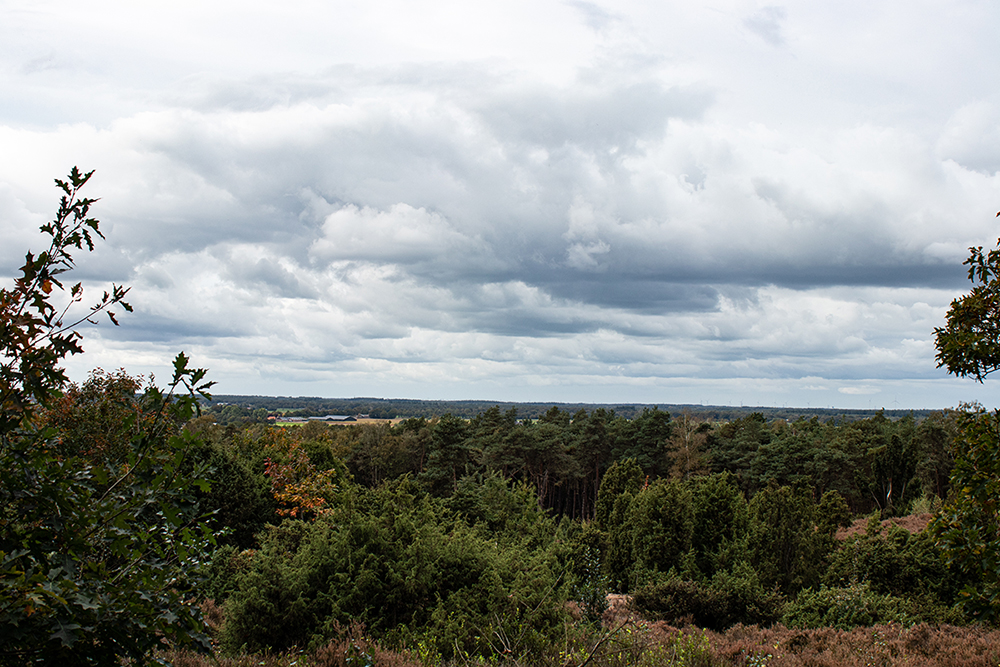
[4,171,1000,666]
[203,400,952,520]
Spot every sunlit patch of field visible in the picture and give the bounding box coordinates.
[273,417,404,427]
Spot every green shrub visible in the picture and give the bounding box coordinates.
[783,582,962,629]
[0,169,218,665]
[221,478,568,660]
[632,565,784,630]
[689,473,748,579]
[824,523,958,605]
[630,480,693,584]
[748,482,841,593]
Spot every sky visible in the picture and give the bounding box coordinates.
[2,1,1000,409]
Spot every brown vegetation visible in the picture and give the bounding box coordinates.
[706,622,1000,667]
[836,513,933,541]
[163,607,1000,667]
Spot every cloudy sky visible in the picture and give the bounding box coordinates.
[2,1,1000,409]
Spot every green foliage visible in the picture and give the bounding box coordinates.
[38,368,146,462]
[0,170,218,665]
[632,564,784,630]
[0,167,131,431]
[825,523,957,606]
[595,458,643,530]
[421,413,472,494]
[561,520,609,624]
[689,473,748,579]
[865,417,920,517]
[931,405,1000,622]
[708,412,772,495]
[194,440,276,549]
[783,582,961,629]
[206,404,269,427]
[928,230,1000,623]
[0,355,218,666]
[447,473,556,548]
[629,479,694,586]
[913,410,957,499]
[611,406,673,476]
[344,422,423,486]
[747,483,839,593]
[574,546,609,624]
[934,236,1000,381]
[221,478,568,660]
[604,490,637,591]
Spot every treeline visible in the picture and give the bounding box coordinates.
[200,405,955,519]
[206,394,936,423]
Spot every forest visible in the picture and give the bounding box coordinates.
[3,171,1000,667]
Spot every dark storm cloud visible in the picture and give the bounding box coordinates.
[98,312,253,343]
[538,278,719,313]
[96,73,975,336]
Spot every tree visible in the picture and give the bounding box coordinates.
[0,168,130,432]
[38,367,148,461]
[747,482,843,593]
[595,458,643,530]
[0,169,218,665]
[629,479,693,585]
[934,228,1000,381]
[422,413,471,494]
[596,458,644,590]
[668,411,708,480]
[931,219,1000,622]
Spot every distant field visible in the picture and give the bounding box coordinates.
[273,417,405,426]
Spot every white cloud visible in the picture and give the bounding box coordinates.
[310,203,483,264]
[839,385,880,396]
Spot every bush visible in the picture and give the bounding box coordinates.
[824,522,959,606]
[221,478,569,660]
[632,565,784,630]
[783,583,962,629]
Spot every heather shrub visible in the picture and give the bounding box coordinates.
[709,622,1000,667]
[553,622,716,667]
